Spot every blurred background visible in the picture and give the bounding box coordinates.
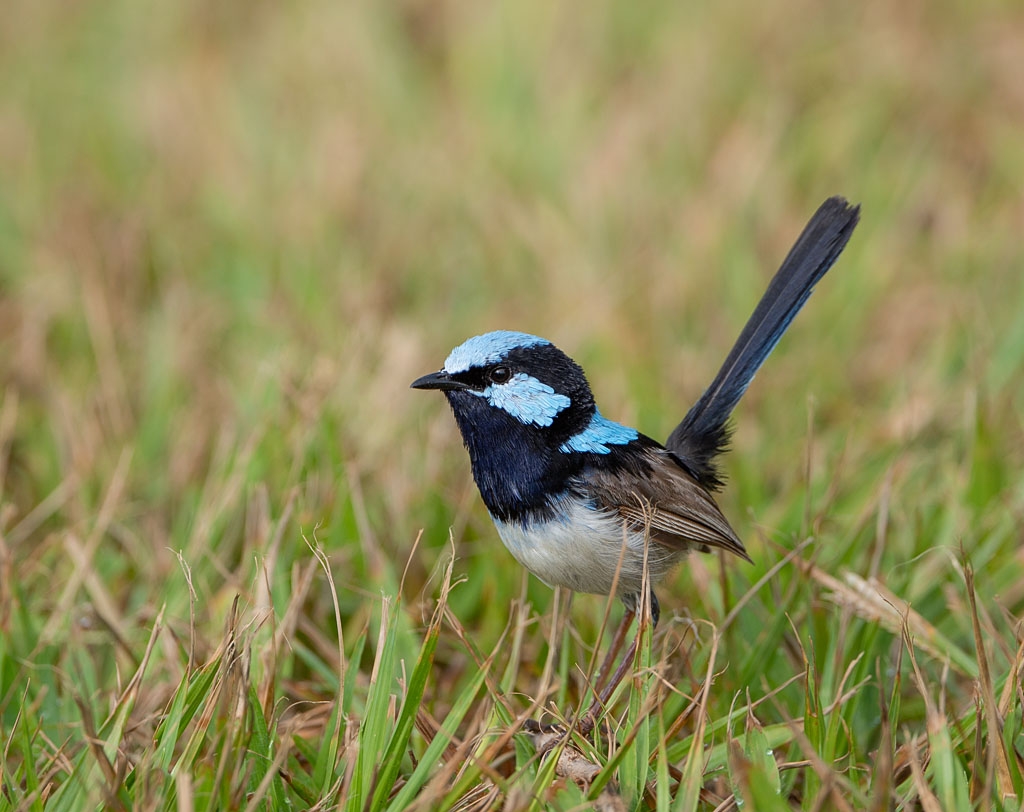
[1,0,1023,762]
[4,0,1019,581]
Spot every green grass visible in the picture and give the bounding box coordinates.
[2,0,1024,808]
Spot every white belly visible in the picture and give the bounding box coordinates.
[492,499,684,599]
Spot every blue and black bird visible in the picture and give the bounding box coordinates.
[412,197,859,731]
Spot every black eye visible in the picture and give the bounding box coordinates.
[489,365,512,384]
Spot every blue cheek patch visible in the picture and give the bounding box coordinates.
[475,372,572,427]
[560,411,638,454]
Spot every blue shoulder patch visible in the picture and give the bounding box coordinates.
[560,411,638,454]
[444,331,550,373]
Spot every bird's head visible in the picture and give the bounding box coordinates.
[412,331,642,517]
[411,331,597,442]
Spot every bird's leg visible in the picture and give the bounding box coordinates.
[591,607,635,698]
[576,592,660,737]
[523,607,637,740]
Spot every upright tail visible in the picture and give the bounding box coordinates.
[666,196,861,489]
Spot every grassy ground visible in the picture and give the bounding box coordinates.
[2,0,1023,809]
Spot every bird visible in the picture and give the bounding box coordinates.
[411,196,860,734]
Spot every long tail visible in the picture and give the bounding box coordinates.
[666,196,860,489]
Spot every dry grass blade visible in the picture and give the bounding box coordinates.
[780,721,857,812]
[964,559,1017,803]
[868,659,894,812]
[720,536,814,633]
[906,733,944,812]
[811,565,976,677]
[998,636,1024,719]
[0,388,18,501]
[41,447,132,646]
[72,694,123,810]
[242,738,295,812]
[4,473,79,547]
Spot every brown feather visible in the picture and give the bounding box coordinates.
[585,447,752,563]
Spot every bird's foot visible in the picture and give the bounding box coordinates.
[574,711,597,738]
[522,718,604,788]
[522,718,567,754]
[522,718,565,736]
[522,711,603,745]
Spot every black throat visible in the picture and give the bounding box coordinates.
[444,389,591,522]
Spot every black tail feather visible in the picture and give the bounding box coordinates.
[666,196,860,489]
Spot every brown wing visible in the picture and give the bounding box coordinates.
[584,447,752,562]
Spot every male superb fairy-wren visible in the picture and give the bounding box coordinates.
[412,197,859,733]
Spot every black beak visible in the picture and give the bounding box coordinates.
[410,370,470,392]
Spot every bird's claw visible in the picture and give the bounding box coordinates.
[522,710,599,743]
[522,718,568,753]
[574,711,597,738]
[522,717,566,735]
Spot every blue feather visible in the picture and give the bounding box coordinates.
[667,197,860,488]
[560,411,638,454]
[476,372,572,427]
[445,331,549,373]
